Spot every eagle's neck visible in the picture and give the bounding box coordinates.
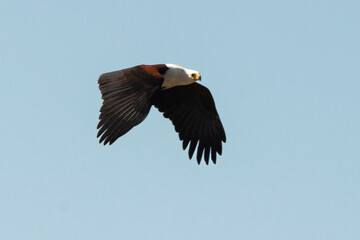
[161,64,197,90]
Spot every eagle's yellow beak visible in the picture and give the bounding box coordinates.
[191,73,201,81]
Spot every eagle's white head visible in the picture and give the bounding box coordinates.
[161,64,201,90]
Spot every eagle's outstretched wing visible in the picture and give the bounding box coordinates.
[97,65,164,145]
[152,83,226,164]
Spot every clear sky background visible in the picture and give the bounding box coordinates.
[1,0,359,239]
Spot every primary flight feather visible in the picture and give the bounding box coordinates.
[97,64,226,164]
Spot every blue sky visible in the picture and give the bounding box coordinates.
[1,0,359,239]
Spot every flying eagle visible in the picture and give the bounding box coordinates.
[97,64,226,164]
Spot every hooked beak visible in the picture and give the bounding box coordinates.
[191,73,202,81]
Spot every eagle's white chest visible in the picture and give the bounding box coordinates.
[161,64,198,90]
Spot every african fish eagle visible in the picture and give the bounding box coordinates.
[97,64,226,164]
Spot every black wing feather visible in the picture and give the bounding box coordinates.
[97,65,164,145]
[152,83,226,164]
